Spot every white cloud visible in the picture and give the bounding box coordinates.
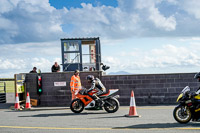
[1,0,200,77]
[103,43,200,73]
[0,17,17,30]
[17,0,55,13]
[0,58,26,70]
[148,8,176,31]
[0,0,14,13]
[179,37,200,42]
[0,57,61,77]
[103,56,121,67]
[180,0,200,19]
[0,0,64,44]
[0,41,61,56]
[61,3,140,38]
[135,0,176,31]
[1,0,200,44]
[31,58,52,71]
[1,39,200,77]
[0,41,62,77]
[167,0,178,4]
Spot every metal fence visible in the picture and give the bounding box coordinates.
[0,81,6,103]
[0,79,15,103]
[0,79,15,92]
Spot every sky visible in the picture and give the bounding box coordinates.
[1,0,200,78]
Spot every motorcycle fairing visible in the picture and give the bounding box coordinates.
[177,93,183,102]
[87,89,99,96]
[194,95,200,100]
[85,100,96,109]
[78,95,93,106]
[100,89,119,97]
[195,108,200,112]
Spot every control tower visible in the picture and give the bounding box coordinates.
[61,37,101,72]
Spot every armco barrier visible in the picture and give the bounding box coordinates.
[24,72,199,106]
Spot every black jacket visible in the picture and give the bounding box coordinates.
[51,65,60,72]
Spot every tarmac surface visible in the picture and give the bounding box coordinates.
[0,104,200,133]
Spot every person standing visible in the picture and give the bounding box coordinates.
[70,70,82,100]
[51,62,60,72]
[29,67,37,73]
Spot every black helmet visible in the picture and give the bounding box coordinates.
[194,72,200,79]
[87,75,94,81]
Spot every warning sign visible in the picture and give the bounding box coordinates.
[54,82,66,86]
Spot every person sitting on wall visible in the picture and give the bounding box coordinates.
[51,62,60,72]
[29,67,37,73]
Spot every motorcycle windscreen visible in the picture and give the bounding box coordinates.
[181,86,190,94]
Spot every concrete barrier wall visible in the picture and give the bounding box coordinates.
[101,73,199,105]
[25,72,101,106]
[25,72,199,106]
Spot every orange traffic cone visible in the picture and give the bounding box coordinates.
[125,90,141,117]
[25,92,31,109]
[14,93,20,110]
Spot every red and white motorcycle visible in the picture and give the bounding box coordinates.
[70,88,120,113]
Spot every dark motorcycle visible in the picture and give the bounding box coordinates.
[173,86,200,123]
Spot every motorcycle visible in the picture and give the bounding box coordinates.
[173,86,200,123]
[70,88,120,113]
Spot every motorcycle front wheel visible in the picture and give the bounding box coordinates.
[104,98,119,113]
[173,105,192,124]
[70,99,84,113]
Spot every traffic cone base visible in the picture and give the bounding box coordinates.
[125,90,141,117]
[125,114,141,117]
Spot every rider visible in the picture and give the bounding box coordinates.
[194,72,200,95]
[86,75,106,106]
[193,72,200,121]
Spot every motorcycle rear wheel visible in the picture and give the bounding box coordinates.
[173,105,192,124]
[70,99,84,113]
[104,98,119,113]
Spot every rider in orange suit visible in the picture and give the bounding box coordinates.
[70,70,82,100]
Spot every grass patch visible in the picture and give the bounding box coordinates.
[6,81,15,93]
[0,81,15,93]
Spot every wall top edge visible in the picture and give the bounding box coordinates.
[16,71,197,76]
[17,71,102,75]
[103,72,197,76]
